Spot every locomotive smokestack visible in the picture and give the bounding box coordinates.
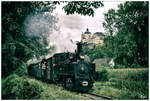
[76,42,83,59]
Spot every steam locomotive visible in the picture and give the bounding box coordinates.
[28,42,95,92]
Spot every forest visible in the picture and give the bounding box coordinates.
[2,1,148,99]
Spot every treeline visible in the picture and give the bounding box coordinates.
[102,1,148,67]
[83,2,148,68]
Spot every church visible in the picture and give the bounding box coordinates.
[81,28,104,48]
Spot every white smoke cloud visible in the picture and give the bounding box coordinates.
[24,12,58,38]
[49,29,77,53]
[24,12,78,55]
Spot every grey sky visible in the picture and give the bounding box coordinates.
[53,1,124,42]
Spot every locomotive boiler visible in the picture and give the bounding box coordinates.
[28,42,95,92]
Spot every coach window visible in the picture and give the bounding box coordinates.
[60,56,63,60]
[52,57,55,64]
[39,63,40,69]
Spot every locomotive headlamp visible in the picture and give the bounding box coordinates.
[69,53,74,59]
[82,81,88,86]
[79,54,84,59]
[81,67,85,71]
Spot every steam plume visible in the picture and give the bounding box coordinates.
[24,12,77,57]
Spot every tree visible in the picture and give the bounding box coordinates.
[62,1,104,16]
[102,1,148,67]
[82,45,104,62]
[2,1,57,77]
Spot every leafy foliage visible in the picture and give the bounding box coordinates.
[2,2,57,78]
[82,45,104,62]
[94,68,108,81]
[63,1,104,16]
[2,74,44,99]
[102,1,148,67]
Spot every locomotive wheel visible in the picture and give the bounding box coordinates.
[65,78,73,90]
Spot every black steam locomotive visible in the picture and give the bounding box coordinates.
[28,42,95,92]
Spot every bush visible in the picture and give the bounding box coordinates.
[2,74,24,99]
[130,63,141,68]
[22,78,44,99]
[94,68,108,81]
[114,64,126,68]
[2,74,44,99]
[126,70,148,81]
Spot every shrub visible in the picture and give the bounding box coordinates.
[22,78,44,99]
[2,74,24,99]
[2,74,44,99]
[126,70,148,81]
[94,68,109,81]
[130,63,141,68]
[114,64,126,68]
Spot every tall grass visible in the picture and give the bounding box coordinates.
[90,66,148,99]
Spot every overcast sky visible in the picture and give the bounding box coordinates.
[52,1,124,42]
[46,1,125,53]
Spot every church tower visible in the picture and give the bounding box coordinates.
[81,28,91,43]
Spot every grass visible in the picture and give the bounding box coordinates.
[89,66,149,99]
[2,66,148,100]
[39,81,89,100]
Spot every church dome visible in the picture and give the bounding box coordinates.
[84,28,91,34]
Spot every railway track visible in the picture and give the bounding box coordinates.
[82,93,114,100]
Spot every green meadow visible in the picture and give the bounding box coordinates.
[89,66,148,99]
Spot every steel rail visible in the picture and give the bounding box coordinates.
[82,92,115,100]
